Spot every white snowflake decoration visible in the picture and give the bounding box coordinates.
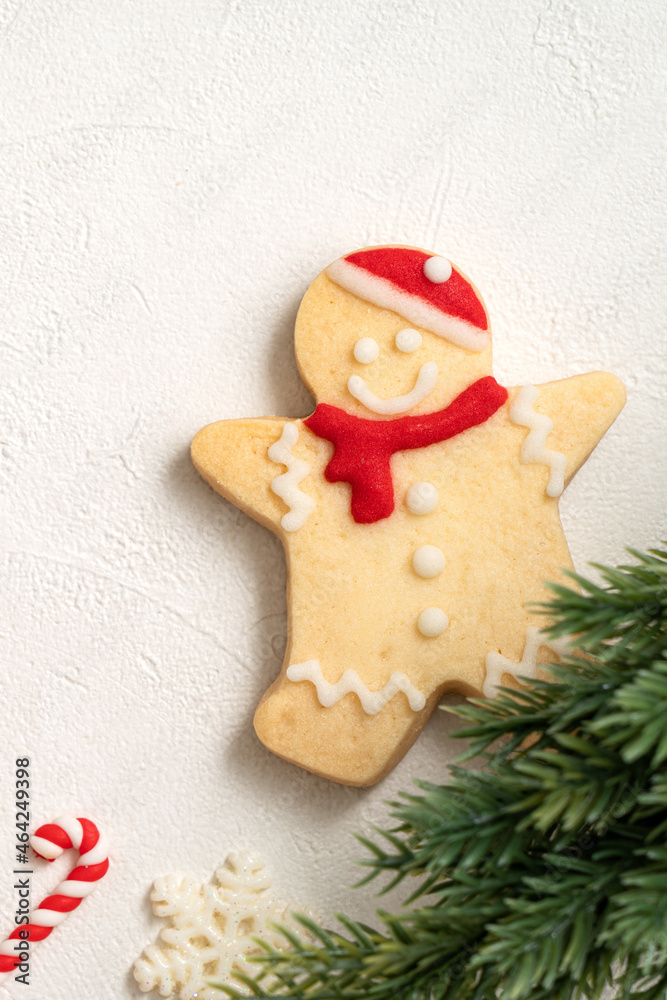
[133,852,313,999]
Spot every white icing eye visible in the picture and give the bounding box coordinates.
[412,545,445,578]
[406,482,438,515]
[395,328,422,353]
[353,337,379,364]
[417,607,449,637]
[423,256,452,283]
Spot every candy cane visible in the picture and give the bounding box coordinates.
[0,816,109,983]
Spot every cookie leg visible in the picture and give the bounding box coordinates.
[253,672,436,787]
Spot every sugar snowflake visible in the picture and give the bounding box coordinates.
[133,852,313,999]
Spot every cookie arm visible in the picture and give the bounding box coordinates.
[517,372,626,487]
[191,417,291,531]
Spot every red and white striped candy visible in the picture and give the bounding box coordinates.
[0,816,109,983]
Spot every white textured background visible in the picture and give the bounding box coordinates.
[0,1,665,997]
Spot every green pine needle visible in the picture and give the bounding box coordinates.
[215,545,667,1000]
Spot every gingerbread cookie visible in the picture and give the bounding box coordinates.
[192,246,625,786]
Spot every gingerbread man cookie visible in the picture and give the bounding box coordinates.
[192,246,625,786]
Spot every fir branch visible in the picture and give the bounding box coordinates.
[216,546,667,1000]
[537,546,667,663]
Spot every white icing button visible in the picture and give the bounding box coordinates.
[423,256,452,283]
[412,545,445,578]
[353,337,379,364]
[395,328,422,353]
[406,481,439,515]
[417,607,449,637]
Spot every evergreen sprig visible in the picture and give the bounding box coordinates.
[219,545,667,1000]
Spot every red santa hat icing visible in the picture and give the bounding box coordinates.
[326,246,489,352]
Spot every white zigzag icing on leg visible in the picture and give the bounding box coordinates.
[509,384,567,497]
[483,627,571,698]
[286,660,426,714]
[268,423,316,531]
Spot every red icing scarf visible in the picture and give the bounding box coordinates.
[304,376,508,524]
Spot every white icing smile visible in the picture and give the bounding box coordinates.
[347,361,438,415]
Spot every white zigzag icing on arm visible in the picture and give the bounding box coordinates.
[286,660,426,714]
[509,384,567,497]
[483,627,571,698]
[268,423,316,531]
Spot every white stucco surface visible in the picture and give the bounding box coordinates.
[0,1,665,996]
